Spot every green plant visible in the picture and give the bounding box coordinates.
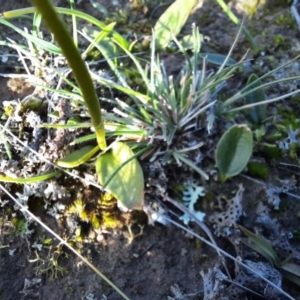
[1,2,144,211]
[244,74,267,124]
[153,0,256,50]
[240,225,300,286]
[215,124,253,182]
[30,0,106,150]
[214,0,256,49]
[2,5,300,191]
[153,0,198,49]
[0,2,300,299]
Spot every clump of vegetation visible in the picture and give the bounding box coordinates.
[1,0,300,299]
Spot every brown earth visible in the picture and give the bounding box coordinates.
[1,1,300,300]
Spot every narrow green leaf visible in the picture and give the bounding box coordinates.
[82,23,116,59]
[96,142,144,210]
[3,7,129,50]
[154,0,197,49]
[38,123,92,129]
[215,124,253,181]
[282,270,300,286]
[0,171,60,183]
[172,152,209,180]
[32,12,42,37]
[281,263,300,277]
[200,53,237,67]
[215,0,256,49]
[0,18,61,54]
[239,225,281,266]
[244,74,267,124]
[56,145,99,168]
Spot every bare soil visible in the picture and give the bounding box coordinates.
[1,1,300,300]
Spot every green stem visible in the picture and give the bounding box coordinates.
[215,0,256,50]
[29,0,106,150]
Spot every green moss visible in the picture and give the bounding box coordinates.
[75,227,83,242]
[91,213,101,230]
[264,144,282,160]
[67,199,89,222]
[277,107,300,131]
[10,218,27,236]
[273,34,286,47]
[274,13,297,28]
[101,211,119,229]
[247,161,269,179]
[263,55,279,70]
[98,192,117,209]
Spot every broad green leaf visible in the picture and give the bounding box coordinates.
[154,0,197,49]
[215,124,253,181]
[96,142,144,210]
[244,74,267,124]
[0,171,60,183]
[240,225,281,266]
[56,145,100,168]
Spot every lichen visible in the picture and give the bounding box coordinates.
[179,180,206,225]
[265,178,296,209]
[209,184,244,236]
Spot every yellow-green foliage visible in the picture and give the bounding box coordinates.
[75,227,83,242]
[101,211,119,229]
[99,192,115,207]
[275,13,297,28]
[4,105,13,117]
[239,0,266,17]
[90,213,100,230]
[97,192,120,229]
[273,34,285,46]
[67,199,88,222]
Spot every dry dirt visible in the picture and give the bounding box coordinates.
[1,1,300,300]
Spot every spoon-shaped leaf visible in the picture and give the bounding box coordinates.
[215,124,253,181]
[154,0,197,49]
[96,142,144,210]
